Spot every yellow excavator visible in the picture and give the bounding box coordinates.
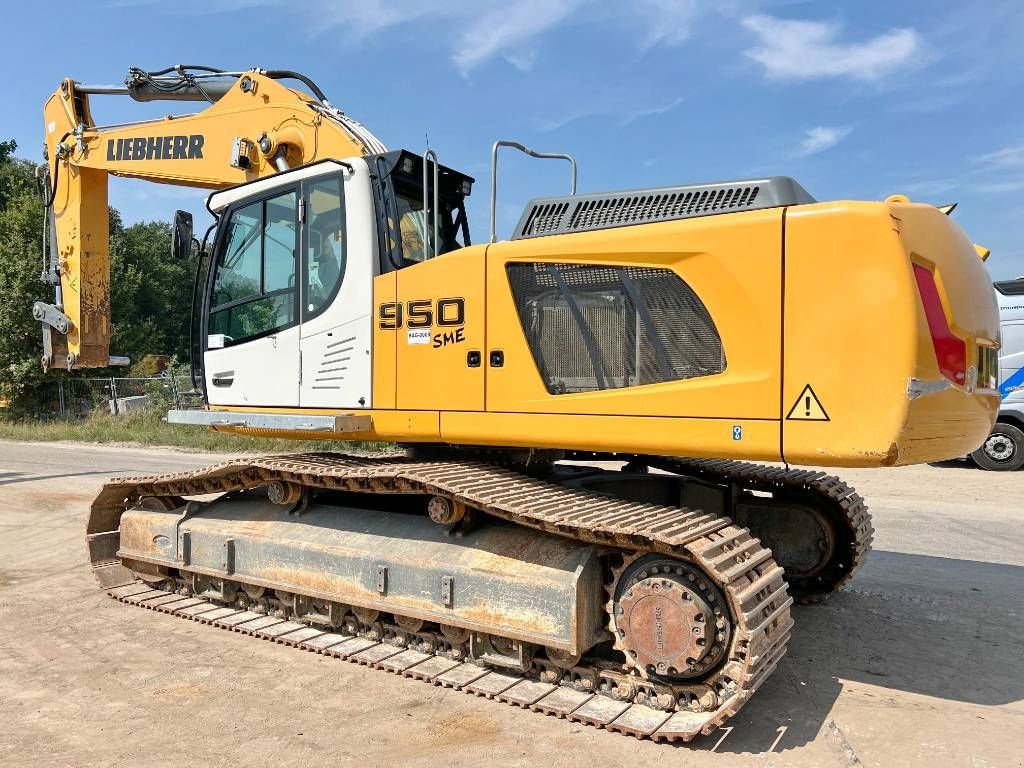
[38,65,999,742]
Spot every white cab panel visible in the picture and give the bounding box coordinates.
[300,318,372,408]
[300,158,376,408]
[202,158,376,410]
[207,160,357,213]
[206,328,300,406]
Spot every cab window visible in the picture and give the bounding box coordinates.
[396,192,427,264]
[209,190,298,345]
[390,186,466,267]
[304,175,345,319]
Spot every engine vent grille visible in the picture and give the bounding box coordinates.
[513,176,814,239]
[313,336,355,391]
[507,263,725,394]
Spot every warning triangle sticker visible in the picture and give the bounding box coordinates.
[786,384,830,421]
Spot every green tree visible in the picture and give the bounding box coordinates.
[0,147,48,410]
[109,215,195,366]
[0,140,195,412]
[0,139,22,208]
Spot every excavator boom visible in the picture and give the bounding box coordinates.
[38,66,383,369]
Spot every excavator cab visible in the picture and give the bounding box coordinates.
[189,151,474,407]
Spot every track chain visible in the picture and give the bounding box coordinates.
[646,457,873,602]
[89,453,794,742]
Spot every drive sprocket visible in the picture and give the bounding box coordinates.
[610,554,733,682]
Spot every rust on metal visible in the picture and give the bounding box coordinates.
[617,578,712,675]
[83,451,830,743]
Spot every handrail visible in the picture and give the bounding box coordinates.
[489,140,577,243]
[423,149,440,258]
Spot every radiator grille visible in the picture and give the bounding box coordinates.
[507,263,725,394]
[513,176,813,239]
[522,201,572,237]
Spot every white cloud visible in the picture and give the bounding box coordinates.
[452,0,583,76]
[742,14,921,81]
[892,142,1024,198]
[974,143,1024,169]
[106,0,706,76]
[629,0,700,48]
[795,125,852,157]
[316,0,437,40]
[535,95,685,133]
[895,178,959,197]
[534,109,594,133]
[620,96,686,125]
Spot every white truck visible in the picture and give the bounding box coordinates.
[972,278,1024,469]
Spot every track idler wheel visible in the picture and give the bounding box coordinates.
[733,497,862,603]
[611,556,731,680]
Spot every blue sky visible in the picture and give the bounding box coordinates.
[2,0,1022,278]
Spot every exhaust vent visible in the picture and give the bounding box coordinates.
[512,176,814,240]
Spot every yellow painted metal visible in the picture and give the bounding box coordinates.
[372,273,398,409]
[441,412,780,460]
[891,202,1000,462]
[44,87,112,367]
[204,407,778,460]
[42,73,370,368]
[782,201,1000,466]
[395,248,486,411]
[211,199,996,468]
[484,208,783,419]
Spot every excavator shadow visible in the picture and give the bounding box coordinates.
[687,549,1024,753]
[927,459,982,471]
[0,469,128,486]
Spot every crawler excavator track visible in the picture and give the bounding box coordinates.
[644,457,874,603]
[85,453,870,742]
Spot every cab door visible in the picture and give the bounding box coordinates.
[298,168,376,408]
[205,187,301,407]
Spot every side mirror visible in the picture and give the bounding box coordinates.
[172,210,194,259]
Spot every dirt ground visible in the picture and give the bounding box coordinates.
[1,440,1021,768]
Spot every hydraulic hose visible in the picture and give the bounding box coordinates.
[264,70,330,104]
[41,133,71,208]
[143,64,227,77]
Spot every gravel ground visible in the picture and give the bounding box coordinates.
[0,440,1021,768]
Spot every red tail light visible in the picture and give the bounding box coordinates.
[913,264,967,386]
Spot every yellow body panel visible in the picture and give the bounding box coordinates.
[782,201,1000,466]
[213,200,997,468]
[440,412,780,461]
[44,72,998,468]
[212,408,777,461]
[395,249,486,411]
[372,273,398,410]
[782,202,914,466]
[485,209,782,419]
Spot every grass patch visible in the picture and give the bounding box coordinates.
[0,409,386,454]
